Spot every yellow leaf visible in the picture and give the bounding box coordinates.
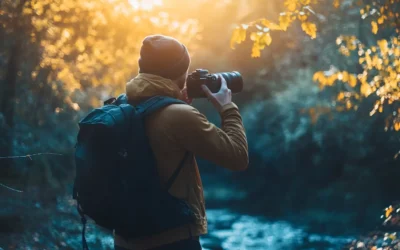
[239,27,247,42]
[298,12,308,22]
[395,123,400,131]
[33,1,44,15]
[75,39,86,52]
[348,74,357,87]
[301,22,317,39]
[371,21,378,34]
[393,37,398,45]
[327,74,338,86]
[230,27,240,49]
[261,33,272,46]
[360,83,372,97]
[337,92,345,101]
[386,206,394,217]
[251,44,261,58]
[342,71,349,82]
[346,101,352,109]
[333,0,340,8]
[377,16,384,24]
[23,7,33,15]
[284,0,297,12]
[261,19,282,30]
[250,32,258,41]
[313,71,324,82]
[378,39,388,55]
[53,15,62,22]
[279,13,292,31]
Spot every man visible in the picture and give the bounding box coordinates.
[114,35,249,250]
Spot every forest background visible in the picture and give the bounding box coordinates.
[1,0,400,249]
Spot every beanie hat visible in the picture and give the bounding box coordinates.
[138,35,190,80]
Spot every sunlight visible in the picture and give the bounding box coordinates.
[128,0,163,11]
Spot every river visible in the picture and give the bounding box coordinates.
[2,196,354,249]
[76,209,353,250]
[201,209,352,250]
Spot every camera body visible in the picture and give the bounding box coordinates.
[186,69,243,98]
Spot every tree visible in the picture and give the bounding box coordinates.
[230,0,400,130]
[229,0,400,244]
[0,0,30,169]
[0,0,199,124]
[0,0,198,186]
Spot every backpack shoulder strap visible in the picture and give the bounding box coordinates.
[103,94,129,106]
[136,96,190,190]
[165,151,192,191]
[135,96,186,117]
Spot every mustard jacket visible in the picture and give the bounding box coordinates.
[114,73,248,250]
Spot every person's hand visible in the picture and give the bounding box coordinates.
[201,74,232,113]
[180,87,193,105]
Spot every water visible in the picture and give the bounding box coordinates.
[3,196,353,249]
[80,209,352,250]
[201,209,352,250]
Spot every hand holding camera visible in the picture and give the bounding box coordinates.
[201,75,232,113]
[186,69,243,98]
[186,69,243,112]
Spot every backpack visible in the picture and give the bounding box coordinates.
[72,94,196,250]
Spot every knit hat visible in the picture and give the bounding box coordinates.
[138,35,190,80]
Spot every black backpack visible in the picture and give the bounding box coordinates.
[73,94,195,250]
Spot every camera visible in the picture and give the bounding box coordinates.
[186,69,243,98]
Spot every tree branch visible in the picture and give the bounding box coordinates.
[0,182,23,192]
[0,153,63,160]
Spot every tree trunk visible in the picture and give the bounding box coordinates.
[0,0,26,169]
[1,41,21,128]
[0,40,21,178]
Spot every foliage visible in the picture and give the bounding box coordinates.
[231,0,400,130]
[230,0,320,58]
[227,0,400,238]
[314,0,400,131]
[346,204,400,249]
[0,0,202,191]
[1,0,198,110]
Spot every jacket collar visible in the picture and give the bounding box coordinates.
[126,73,182,104]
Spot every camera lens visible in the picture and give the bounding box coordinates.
[186,69,244,98]
[218,71,243,93]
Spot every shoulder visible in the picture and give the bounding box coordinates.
[161,104,207,126]
[165,103,198,113]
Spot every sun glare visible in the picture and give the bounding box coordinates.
[128,0,163,10]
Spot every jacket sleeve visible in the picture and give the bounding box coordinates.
[167,102,249,171]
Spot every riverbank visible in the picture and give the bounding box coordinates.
[1,191,353,250]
